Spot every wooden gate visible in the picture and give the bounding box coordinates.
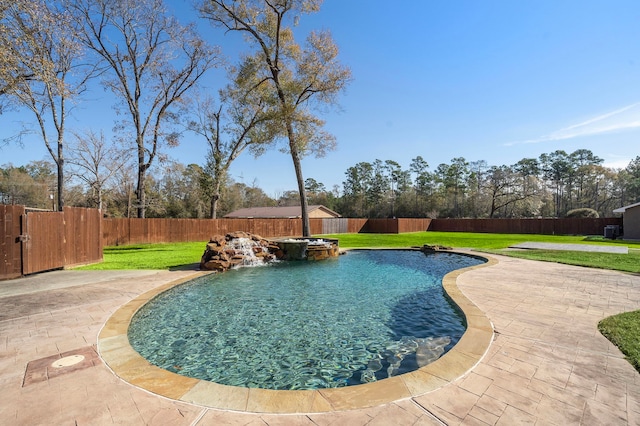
[21,210,66,275]
[1,205,103,280]
[0,205,24,280]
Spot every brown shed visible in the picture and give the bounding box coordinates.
[224,205,341,219]
[613,201,640,240]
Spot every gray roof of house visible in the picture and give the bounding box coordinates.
[223,205,340,218]
[613,201,640,213]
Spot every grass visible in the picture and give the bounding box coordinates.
[75,241,206,270]
[598,311,640,373]
[321,231,634,250]
[490,249,640,273]
[76,231,640,272]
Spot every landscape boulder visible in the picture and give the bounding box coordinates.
[420,244,453,252]
[200,232,282,272]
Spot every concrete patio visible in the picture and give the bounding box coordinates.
[1,252,639,425]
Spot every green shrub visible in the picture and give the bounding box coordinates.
[565,208,599,218]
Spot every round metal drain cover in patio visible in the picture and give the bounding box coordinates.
[51,355,85,368]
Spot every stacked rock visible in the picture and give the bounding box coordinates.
[200,232,283,272]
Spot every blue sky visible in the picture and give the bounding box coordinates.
[2,0,639,197]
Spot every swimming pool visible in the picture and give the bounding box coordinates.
[128,250,485,391]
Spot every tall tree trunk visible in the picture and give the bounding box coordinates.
[286,122,310,237]
[292,149,310,237]
[57,140,64,211]
[136,169,146,218]
[127,182,132,218]
[210,192,219,219]
[210,165,222,219]
[489,194,497,218]
[137,143,146,218]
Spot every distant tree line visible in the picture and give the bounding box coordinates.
[3,149,639,219]
[335,150,640,219]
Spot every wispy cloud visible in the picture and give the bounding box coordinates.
[505,102,640,146]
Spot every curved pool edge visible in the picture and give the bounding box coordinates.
[97,250,498,414]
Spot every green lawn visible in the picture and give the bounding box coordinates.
[321,231,636,250]
[489,249,640,273]
[74,230,640,376]
[76,241,206,270]
[76,231,640,272]
[599,311,640,373]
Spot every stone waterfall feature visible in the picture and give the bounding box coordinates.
[200,233,340,272]
[200,232,280,272]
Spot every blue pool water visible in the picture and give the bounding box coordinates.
[128,250,485,390]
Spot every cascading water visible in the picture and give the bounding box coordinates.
[226,237,268,267]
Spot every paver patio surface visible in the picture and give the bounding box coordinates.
[1,253,639,425]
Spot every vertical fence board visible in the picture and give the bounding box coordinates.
[0,205,25,280]
[398,218,432,233]
[64,207,103,267]
[321,218,348,234]
[23,211,65,275]
[360,219,398,233]
[347,219,368,233]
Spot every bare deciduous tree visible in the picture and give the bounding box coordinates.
[67,129,130,210]
[71,0,222,217]
[199,0,351,236]
[1,0,92,210]
[189,69,277,218]
[0,1,46,105]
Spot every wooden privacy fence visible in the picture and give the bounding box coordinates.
[1,205,102,280]
[362,218,433,234]
[101,217,429,246]
[101,216,618,246]
[428,218,623,235]
[103,217,366,246]
[103,217,313,246]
